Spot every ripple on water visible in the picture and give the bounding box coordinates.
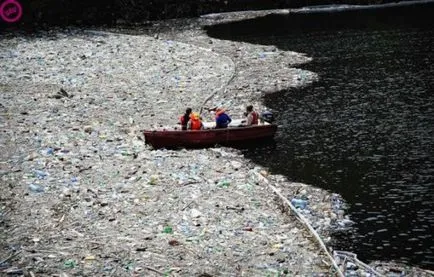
[206,6,434,269]
[242,28,434,268]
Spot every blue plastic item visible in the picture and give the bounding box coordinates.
[291,198,308,209]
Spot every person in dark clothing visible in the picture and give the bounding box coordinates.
[215,108,232,129]
[179,108,192,130]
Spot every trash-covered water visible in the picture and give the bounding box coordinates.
[206,3,434,270]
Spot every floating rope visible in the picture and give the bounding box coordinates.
[334,251,384,276]
[198,51,237,115]
[253,171,345,277]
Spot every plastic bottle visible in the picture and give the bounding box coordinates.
[218,180,230,188]
[290,198,308,209]
[163,226,173,234]
[34,170,47,179]
[29,183,44,193]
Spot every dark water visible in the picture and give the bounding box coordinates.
[206,3,434,269]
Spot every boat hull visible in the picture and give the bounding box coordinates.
[144,124,278,149]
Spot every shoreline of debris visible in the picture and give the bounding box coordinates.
[1,10,432,276]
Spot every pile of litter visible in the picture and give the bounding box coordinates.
[0,29,332,276]
[2,12,431,276]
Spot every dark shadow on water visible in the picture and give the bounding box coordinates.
[206,2,434,270]
[205,1,434,38]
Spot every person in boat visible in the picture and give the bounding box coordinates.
[187,112,204,130]
[244,105,259,125]
[215,108,232,129]
[179,108,192,130]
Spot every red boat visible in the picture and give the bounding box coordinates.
[143,121,278,149]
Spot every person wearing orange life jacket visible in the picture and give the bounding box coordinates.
[245,105,259,125]
[187,112,204,130]
[179,108,192,130]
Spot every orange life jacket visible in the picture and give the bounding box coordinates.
[190,118,202,130]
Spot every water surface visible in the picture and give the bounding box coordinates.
[206,3,434,269]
